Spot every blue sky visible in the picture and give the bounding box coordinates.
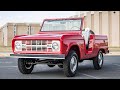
[0,11,77,27]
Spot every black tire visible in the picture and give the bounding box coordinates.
[58,65,63,68]
[63,50,78,77]
[79,60,84,63]
[47,65,55,67]
[93,50,104,70]
[18,58,34,74]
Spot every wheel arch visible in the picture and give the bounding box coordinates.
[67,44,81,60]
[99,48,106,54]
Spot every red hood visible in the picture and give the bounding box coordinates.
[14,31,81,40]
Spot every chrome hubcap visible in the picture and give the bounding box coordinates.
[70,56,77,73]
[98,52,103,66]
[24,60,33,69]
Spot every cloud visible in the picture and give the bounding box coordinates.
[16,15,24,18]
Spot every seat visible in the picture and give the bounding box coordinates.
[82,28,92,50]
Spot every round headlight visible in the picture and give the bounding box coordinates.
[52,42,59,50]
[15,41,22,51]
[15,42,21,49]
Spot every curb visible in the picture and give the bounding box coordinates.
[105,54,120,56]
[0,53,11,57]
[0,54,10,56]
[105,52,120,56]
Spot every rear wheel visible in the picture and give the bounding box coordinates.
[63,50,78,77]
[79,60,84,63]
[58,65,63,68]
[18,58,34,74]
[93,50,104,70]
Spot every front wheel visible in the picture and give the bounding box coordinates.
[18,58,34,74]
[93,50,104,70]
[63,50,78,77]
[58,65,63,68]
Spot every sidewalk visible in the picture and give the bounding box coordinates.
[0,51,120,57]
[105,52,120,56]
[0,52,12,57]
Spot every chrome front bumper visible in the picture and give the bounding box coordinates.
[10,54,65,59]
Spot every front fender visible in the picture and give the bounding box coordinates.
[65,42,80,57]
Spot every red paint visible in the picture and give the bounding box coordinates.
[11,17,109,60]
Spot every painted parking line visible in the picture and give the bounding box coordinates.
[113,64,120,67]
[79,73,101,79]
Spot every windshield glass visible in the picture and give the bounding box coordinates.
[41,19,82,31]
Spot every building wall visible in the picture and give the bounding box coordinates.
[3,26,8,46]
[94,11,100,34]
[101,11,109,46]
[86,12,92,29]
[0,25,8,46]
[30,24,40,34]
[0,23,41,46]
[75,11,120,48]
[7,24,15,46]
[0,29,3,46]
[111,11,120,47]
[16,24,28,35]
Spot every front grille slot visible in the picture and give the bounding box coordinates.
[32,41,36,45]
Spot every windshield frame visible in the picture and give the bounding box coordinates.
[40,18,83,32]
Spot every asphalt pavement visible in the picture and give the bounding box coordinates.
[0,55,120,79]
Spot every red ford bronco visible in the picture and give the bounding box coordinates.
[10,17,109,77]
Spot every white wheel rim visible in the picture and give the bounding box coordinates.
[98,52,103,66]
[70,56,77,73]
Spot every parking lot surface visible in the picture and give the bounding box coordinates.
[0,55,120,79]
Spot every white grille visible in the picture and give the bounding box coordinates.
[21,40,52,52]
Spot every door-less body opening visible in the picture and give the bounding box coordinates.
[82,28,95,51]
